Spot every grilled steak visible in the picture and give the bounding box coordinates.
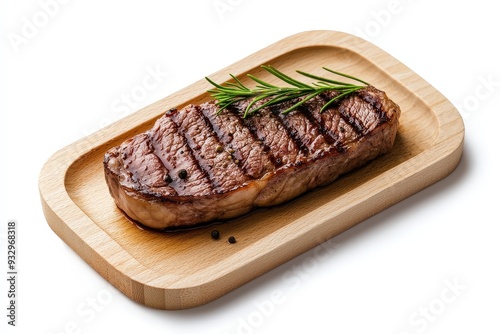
[103,86,400,230]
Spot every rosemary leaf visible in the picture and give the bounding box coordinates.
[205,66,369,117]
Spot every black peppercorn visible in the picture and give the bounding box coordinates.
[164,174,173,183]
[211,230,220,240]
[228,236,236,244]
[178,169,188,179]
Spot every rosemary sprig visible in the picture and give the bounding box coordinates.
[205,65,369,118]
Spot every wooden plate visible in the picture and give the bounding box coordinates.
[39,30,464,310]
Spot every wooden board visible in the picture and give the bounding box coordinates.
[39,30,464,310]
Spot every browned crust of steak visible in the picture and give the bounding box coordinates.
[103,86,401,229]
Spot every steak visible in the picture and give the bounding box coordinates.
[103,86,400,230]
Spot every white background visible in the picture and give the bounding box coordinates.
[1,1,499,333]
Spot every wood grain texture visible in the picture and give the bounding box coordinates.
[38,30,464,310]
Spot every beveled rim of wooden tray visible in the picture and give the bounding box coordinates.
[39,30,464,310]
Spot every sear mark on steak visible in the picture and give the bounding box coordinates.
[103,86,401,229]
